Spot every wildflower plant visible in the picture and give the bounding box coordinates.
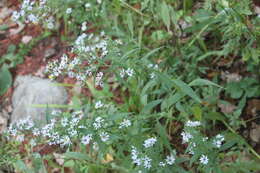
[3,0,260,172]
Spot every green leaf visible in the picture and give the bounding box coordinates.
[64,160,75,167]
[141,99,162,114]
[191,106,202,120]
[189,78,223,88]
[0,66,12,96]
[172,79,201,103]
[142,46,163,59]
[205,111,226,121]
[126,12,134,37]
[14,160,33,173]
[64,152,91,161]
[161,2,171,31]
[0,24,8,31]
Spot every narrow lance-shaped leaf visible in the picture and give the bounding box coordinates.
[172,79,201,103]
[161,2,171,32]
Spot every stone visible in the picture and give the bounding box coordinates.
[11,75,68,125]
[44,48,56,59]
[0,7,12,20]
[250,125,260,143]
[0,110,8,133]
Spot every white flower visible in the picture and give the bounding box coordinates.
[131,146,141,166]
[159,162,166,167]
[115,39,123,45]
[27,14,38,23]
[93,117,104,129]
[188,142,196,155]
[119,119,131,128]
[142,156,152,169]
[120,69,125,78]
[95,72,104,86]
[11,11,20,21]
[97,0,102,4]
[85,3,91,8]
[165,154,175,165]
[32,128,41,136]
[181,131,193,143]
[95,101,104,109]
[213,134,225,148]
[125,68,134,77]
[68,129,77,137]
[16,134,25,142]
[185,120,201,127]
[99,132,109,142]
[47,22,54,29]
[199,155,209,165]
[93,142,99,151]
[66,8,72,14]
[59,136,72,147]
[81,22,87,31]
[81,134,92,145]
[61,118,68,127]
[150,72,155,79]
[143,137,157,148]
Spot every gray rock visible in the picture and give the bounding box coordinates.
[0,110,8,133]
[250,125,260,143]
[44,48,56,59]
[11,75,67,125]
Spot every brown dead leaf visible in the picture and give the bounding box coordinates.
[218,103,237,114]
[9,21,24,35]
[101,153,114,163]
[53,153,65,166]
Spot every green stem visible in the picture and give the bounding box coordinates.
[222,120,260,160]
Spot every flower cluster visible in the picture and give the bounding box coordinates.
[119,119,131,129]
[143,137,157,148]
[147,63,159,79]
[12,0,38,23]
[131,146,152,169]
[159,154,176,167]
[45,31,124,87]
[180,120,225,166]
[213,134,225,148]
[120,68,134,78]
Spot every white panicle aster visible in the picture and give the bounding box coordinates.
[181,131,193,143]
[93,142,99,151]
[95,101,104,109]
[142,156,152,169]
[199,154,209,165]
[81,134,93,145]
[119,119,131,129]
[61,118,68,127]
[143,137,157,148]
[131,146,142,166]
[11,11,20,21]
[213,134,225,148]
[93,117,104,129]
[120,69,125,78]
[185,120,201,127]
[99,132,109,142]
[85,3,91,8]
[81,22,87,31]
[125,68,134,77]
[159,162,166,167]
[165,154,175,165]
[66,8,72,14]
